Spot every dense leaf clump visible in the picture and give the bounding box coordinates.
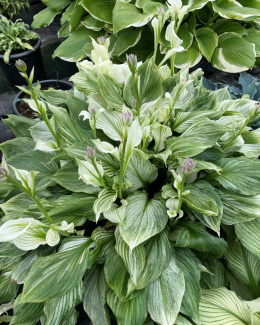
[0,41,260,324]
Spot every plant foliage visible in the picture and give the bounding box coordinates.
[0,41,260,324]
[0,0,29,20]
[32,0,260,73]
[0,15,39,64]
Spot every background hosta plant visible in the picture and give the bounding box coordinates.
[32,0,260,72]
[0,0,29,20]
[1,42,260,324]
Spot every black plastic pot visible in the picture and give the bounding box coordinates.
[0,34,45,86]
[13,79,73,117]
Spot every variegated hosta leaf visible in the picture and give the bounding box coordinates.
[107,288,148,325]
[119,192,168,250]
[151,125,172,153]
[225,240,260,298]
[83,264,110,325]
[0,271,19,304]
[10,167,38,196]
[11,251,38,284]
[96,111,124,141]
[93,188,117,221]
[103,201,127,224]
[91,227,115,264]
[214,157,260,196]
[76,158,105,188]
[200,258,227,289]
[20,237,96,303]
[199,287,260,325]
[195,27,218,62]
[125,151,158,192]
[147,255,185,325]
[165,21,184,52]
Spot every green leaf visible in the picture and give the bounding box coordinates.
[113,1,154,33]
[70,70,99,95]
[93,188,117,221]
[152,125,172,153]
[200,258,227,289]
[110,29,142,57]
[165,137,209,157]
[0,271,19,304]
[173,221,227,257]
[175,40,202,69]
[195,27,218,62]
[3,115,37,138]
[81,15,105,31]
[0,137,35,160]
[124,60,163,107]
[20,237,96,303]
[119,192,168,250]
[83,264,110,325]
[76,158,104,188]
[175,248,201,324]
[147,255,185,325]
[11,296,43,325]
[32,7,59,28]
[212,32,256,73]
[212,19,247,35]
[214,157,260,196]
[225,240,260,298]
[98,73,124,110]
[199,287,260,325]
[68,3,85,31]
[12,251,38,284]
[79,0,115,23]
[96,111,124,141]
[243,28,260,56]
[53,26,100,61]
[107,288,148,325]
[42,0,71,11]
[235,219,260,259]
[43,282,83,325]
[51,161,99,194]
[219,190,260,225]
[125,150,158,192]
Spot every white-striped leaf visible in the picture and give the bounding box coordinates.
[0,271,19,304]
[152,125,172,153]
[93,189,117,221]
[11,295,43,324]
[148,255,185,325]
[103,201,127,224]
[20,237,96,303]
[199,287,260,325]
[98,74,124,110]
[12,251,38,284]
[119,192,168,250]
[76,158,104,188]
[96,111,124,142]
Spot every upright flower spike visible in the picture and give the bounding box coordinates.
[182,158,196,174]
[126,54,138,75]
[122,112,133,126]
[15,59,27,73]
[97,36,106,45]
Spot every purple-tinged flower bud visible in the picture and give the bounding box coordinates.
[15,59,27,73]
[157,6,164,16]
[126,54,138,75]
[122,112,133,126]
[0,167,7,182]
[86,146,95,159]
[132,100,137,109]
[97,36,106,45]
[90,108,97,116]
[182,158,196,174]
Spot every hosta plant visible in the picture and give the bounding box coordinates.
[0,0,29,20]
[32,0,260,73]
[0,15,39,64]
[1,43,260,325]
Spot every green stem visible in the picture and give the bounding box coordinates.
[118,127,127,199]
[93,117,97,139]
[8,177,54,224]
[134,74,141,117]
[175,174,186,213]
[171,53,175,76]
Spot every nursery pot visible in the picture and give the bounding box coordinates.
[0,34,45,86]
[13,79,73,118]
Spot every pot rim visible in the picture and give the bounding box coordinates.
[12,79,73,117]
[0,32,42,61]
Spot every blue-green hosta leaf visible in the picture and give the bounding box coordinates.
[219,190,260,225]
[152,125,172,153]
[113,1,154,33]
[211,33,256,73]
[93,188,117,221]
[115,229,146,286]
[107,288,148,325]
[76,158,104,188]
[123,60,163,108]
[79,0,115,23]
[199,287,260,325]
[32,7,60,28]
[195,27,218,62]
[147,255,185,325]
[20,237,96,303]
[11,295,43,325]
[83,264,110,325]
[96,111,124,141]
[125,150,158,192]
[0,271,19,304]
[98,73,124,110]
[213,0,260,21]
[214,157,260,195]
[173,221,227,257]
[43,282,83,325]
[180,118,229,146]
[235,219,260,259]
[175,248,201,325]
[51,162,99,194]
[53,26,100,62]
[225,240,260,297]
[175,40,202,69]
[119,192,168,250]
